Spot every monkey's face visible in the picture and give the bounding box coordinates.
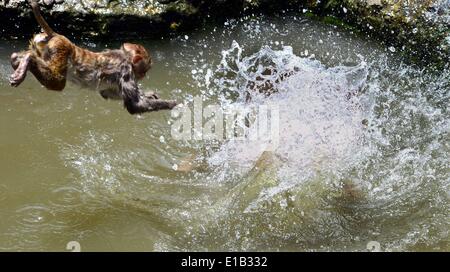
[121,43,152,80]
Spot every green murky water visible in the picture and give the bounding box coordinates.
[0,14,448,251]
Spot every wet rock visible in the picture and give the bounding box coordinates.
[0,0,206,40]
[342,0,449,67]
[240,0,449,66]
[365,0,382,6]
[0,0,448,66]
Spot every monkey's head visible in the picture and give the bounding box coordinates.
[121,43,152,80]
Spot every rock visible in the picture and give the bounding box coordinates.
[0,0,206,39]
[43,0,54,6]
[365,0,382,6]
[0,0,448,67]
[293,0,449,67]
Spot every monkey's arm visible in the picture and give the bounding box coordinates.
[100,88,160,101]
[10,50,67,91]
[118,65,178,114]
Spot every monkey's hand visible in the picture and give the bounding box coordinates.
[123,85,179,114]
[134,94,179,113]
[142,91,179,112]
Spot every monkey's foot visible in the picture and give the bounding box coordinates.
[9,70,27,87]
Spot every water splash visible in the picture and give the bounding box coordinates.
[180,40,449,251]
[208,43,370,190]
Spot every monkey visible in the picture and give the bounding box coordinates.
[245,65,363,102]
[245,67,298,102]
[9,0,178,115]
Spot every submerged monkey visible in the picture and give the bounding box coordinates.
[245,67,298,102]
[10,0,178,114]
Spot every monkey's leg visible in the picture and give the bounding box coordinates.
[12,54,66,91]
[10,50,66,90]
[10,52,32,87]
[29,57,67,91]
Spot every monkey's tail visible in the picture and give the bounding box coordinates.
[29,0,55,36]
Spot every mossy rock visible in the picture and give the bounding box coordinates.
[1,0,448,66]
